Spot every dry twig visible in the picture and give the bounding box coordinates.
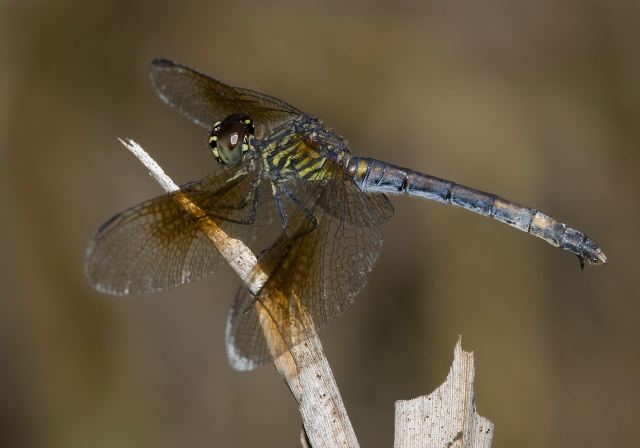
[395,338,493,448]
[119,138,358,447]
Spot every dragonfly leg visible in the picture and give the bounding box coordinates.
[280,184,318,228]
[272,183,289,228]
[194,179,262,225]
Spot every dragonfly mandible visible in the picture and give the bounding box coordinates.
[86,59,606,370]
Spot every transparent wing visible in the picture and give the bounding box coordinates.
[150,59,302,138]
[225,161,392,370]
[86,165,277,295]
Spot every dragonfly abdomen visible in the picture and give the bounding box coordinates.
[348,157,607,266]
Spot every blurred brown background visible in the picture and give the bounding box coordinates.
[1,0,638,446]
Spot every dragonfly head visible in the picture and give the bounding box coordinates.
[208,113,255,167]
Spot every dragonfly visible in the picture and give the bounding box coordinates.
[86,59,607,370]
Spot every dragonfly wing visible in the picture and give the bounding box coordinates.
[150,59,302,138]
[315,168,394,226]
[86,165,276,295]
[226,287,281,371]
[226,161,387,369]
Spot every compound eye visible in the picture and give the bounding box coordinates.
[208,113,254,166]
[220,123,245,151]
[213,121,246,166]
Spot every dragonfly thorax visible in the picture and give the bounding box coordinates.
[208,113,255,167]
